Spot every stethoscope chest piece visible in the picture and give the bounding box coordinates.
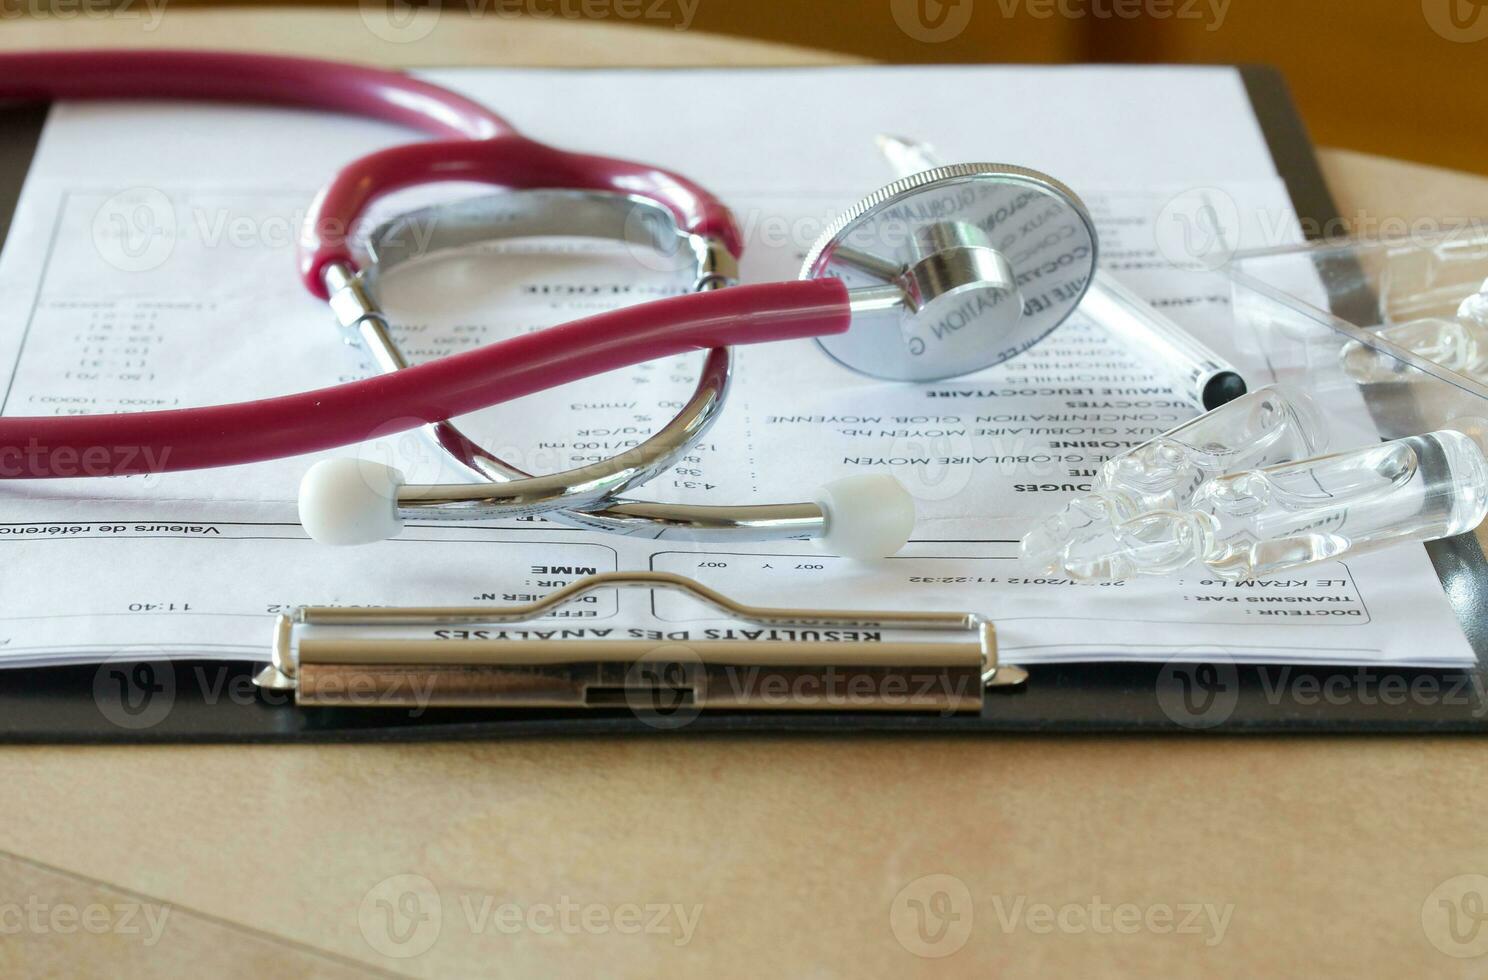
[801,164,1098,382]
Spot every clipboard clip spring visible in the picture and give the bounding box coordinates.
[252,572,1027,713]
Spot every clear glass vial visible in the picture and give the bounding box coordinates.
[1048,423,1488,583]
[1021,386,1328,571]
[1341,278,1488,384]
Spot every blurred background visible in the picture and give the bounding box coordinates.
[2,0,1485,174]
[685,0,1487,174]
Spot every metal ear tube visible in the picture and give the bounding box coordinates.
[253,571,1028,711]
[301,190,921,558]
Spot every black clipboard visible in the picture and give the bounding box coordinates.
[3,65,1486,742]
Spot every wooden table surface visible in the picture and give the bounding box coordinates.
[4,12,1488,978]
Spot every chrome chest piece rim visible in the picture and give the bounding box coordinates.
[801,163,1099,382]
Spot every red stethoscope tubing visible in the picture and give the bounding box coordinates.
[0,49,511,141]
[0,50,823,479]
[7,282,849,478]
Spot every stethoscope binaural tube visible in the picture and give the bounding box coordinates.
[303,196,915,556]
[0,49,509,141]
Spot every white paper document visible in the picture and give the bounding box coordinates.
[0,66,1475,668]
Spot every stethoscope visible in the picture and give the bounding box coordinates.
[0,50,1099,560]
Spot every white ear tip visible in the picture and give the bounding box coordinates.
[298,458,406,546]
[813,474,916,561]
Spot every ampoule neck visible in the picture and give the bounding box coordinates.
[1058,509,1211,582]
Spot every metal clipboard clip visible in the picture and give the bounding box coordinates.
[253,572,1027,713]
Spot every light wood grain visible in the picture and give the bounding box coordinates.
[2,736,1486,977]
[0,8,861,66]
[3,14,1488,978]
[0,850,370,978]
[1322,149,1488,227]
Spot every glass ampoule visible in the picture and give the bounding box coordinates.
[1051,424,1488,583]
[1020,386,1328,570]
[1341,279,1488,384]
[1095,384,1326,511]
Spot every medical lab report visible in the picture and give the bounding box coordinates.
[0,66,1473,668]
